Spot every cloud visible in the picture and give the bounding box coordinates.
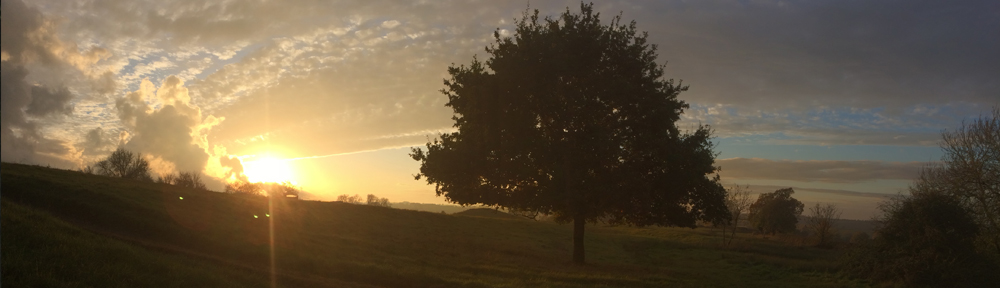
[115,76,221,176]
[0,61,80,168]
[718,157,926,183]
[75,127,117,158]
[6,0,997,175]
[26,86,74,117]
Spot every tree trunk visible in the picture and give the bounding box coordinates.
[573,214,585,264]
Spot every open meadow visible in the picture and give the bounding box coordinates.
[0,163,873,287]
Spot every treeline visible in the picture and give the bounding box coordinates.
[717,185,846,248]
[336,194,391,208]
[719,108,999,287]
[81,147,300,198]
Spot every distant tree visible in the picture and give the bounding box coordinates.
[366,194,391,207]
[721,185,753,246]
[157,173,178,185]
[748,188,804,236]
[846,191,997,287]
[410,3,728,264]
[262,181,300,199]
[337,194,363,204]
[226,179,262,195]
[806,203,841,248]
[94,147,152,181]
[915,106,999,255]
[174,172,207,190]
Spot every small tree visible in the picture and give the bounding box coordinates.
[748,188,804,236]
[94,147,152,181]
[807,203,841,248]
[157,173,178,184]
[174,172,207,190]
[721,185,753,246]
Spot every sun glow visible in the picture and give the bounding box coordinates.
[243,156,296,184]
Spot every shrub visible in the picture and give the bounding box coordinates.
[845,192,997,287]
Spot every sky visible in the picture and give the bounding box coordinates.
[2,0,997,220]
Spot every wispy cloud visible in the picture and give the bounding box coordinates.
[718,157,927,183]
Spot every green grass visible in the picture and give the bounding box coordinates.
[1,163,872,287]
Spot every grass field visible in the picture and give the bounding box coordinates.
[1,163,873,287]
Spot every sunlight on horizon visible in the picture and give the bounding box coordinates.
[243,156,297,184]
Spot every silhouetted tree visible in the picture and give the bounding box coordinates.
[94,147,152,181]
[748,188,804,236]
[174,172,207,190]
[262,181,300,199]
[157,173,177,185]
[845,192,997,287]
[366,194,391,207]
[226,179,261,195]
[915,106,999,256]
[721,185,753,246]
[337,194,363,204]
[806,203,841,248]
[410,3,727,264]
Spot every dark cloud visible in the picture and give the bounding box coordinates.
[0,62,78,167]
[76,127,116,157]
[639,0,999,109]
[26,86,74,117]
[719,157,926,183]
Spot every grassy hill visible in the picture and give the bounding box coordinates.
[1,163,871,287]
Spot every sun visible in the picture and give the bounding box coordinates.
[242,156,295,184]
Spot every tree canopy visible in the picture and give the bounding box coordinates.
[410,3,727,263]
[748,188,804,235]
[91,147,152,181]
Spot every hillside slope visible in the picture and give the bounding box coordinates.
[1,163,868,287]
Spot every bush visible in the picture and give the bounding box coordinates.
[845,192,998,287]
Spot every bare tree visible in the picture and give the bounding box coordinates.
[721,185,753,246]
[916,106,999,255]
[94,147,152,181]
[337,194,363,204]
[174,172,207,190]
[157,173,178,184]
[226,179,262,195]
[807,203,842,248]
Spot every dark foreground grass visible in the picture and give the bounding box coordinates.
[1,163,871,287]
